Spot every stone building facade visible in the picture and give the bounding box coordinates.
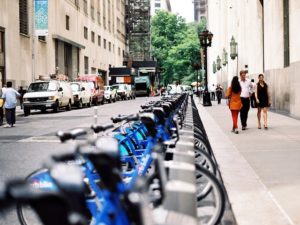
[150,0,171,16]
[0,0,126,88]
[207,0,300,118]
[194,0,207,22]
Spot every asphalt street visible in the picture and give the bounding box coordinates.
[0,96,153,225]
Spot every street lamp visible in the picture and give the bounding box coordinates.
[216,55,221,71]
[230,36,238,59]
[213,61,217,74]
[230,36,238,76]
[199,29,213,106]
[222,48,228,66]
[191,59,201,96]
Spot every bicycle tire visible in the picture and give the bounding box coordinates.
[17,168,51,225]
[195,164,225,225]
[194,147,217,175]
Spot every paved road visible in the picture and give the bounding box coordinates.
[197,98,300,225]
[0,97,153,225]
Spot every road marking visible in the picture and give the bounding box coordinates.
[18,136,60,143]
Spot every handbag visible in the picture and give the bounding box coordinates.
[226,97,230,107]
[250,93,257,108]
[0,98,4,108]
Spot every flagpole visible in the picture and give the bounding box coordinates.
[32,0,36,82]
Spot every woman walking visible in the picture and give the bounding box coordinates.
[255,74,271,129]
[225,76,243,134]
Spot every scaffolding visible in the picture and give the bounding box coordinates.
[125,0,151,62]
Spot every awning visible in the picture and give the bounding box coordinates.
[52,34,85,49]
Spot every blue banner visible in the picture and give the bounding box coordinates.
[35,0,48,36]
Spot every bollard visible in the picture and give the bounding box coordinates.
[163,180,197,217]
[164,161,195,184]
[93,106,98,125]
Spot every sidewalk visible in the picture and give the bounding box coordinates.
[195,98,300,225]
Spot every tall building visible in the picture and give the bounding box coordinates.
[194,0,207,22]
[150,0,171,16]
[207,0,300,118]
[125,0,151,61]
[0,0,126,88]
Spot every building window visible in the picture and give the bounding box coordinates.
[104,39,106,49]
[103,0,106,29]
[118,47,121,56]
[0,31,4,53]
[283,0,290,67]
[98,35,101,46]
[91,31,95,43]
[19,0,28,35]
[84,27,88,39]
[155,3,161,8]
[66,15,70,30]
[91,6,95,20]
[109,42,111,51]
[97,11,101,24]
[38,36,46,42]
[75,0,80,8]
[84,0,88,14]
[84,56,89,74]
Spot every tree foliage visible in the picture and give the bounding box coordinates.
[151,11,207,85]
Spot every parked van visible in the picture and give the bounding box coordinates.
[77,75,105,105]
[104,85,118,103]
[112,84,130,100]
[71,82,92,108]
[23,80,74,116]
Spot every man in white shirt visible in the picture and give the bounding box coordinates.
[2,81,20,127]
[239,70,252,130]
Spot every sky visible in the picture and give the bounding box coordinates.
[170,0,194,23]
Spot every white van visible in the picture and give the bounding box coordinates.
[71,82,92,108]
[23,80,74,115]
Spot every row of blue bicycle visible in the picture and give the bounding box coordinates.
[0,94,190,225]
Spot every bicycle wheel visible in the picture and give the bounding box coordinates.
[194,147,217,175]
[195,164,225,225]
[17,168,56,225]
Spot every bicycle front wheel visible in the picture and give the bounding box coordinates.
[17,168,56,225]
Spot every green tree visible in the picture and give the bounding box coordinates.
[151,12,207,85]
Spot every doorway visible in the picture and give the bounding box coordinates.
[0,27,5,87]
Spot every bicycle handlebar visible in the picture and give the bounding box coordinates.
[111,114,139,123]
[56,129,87,143]
[91,123,114,133]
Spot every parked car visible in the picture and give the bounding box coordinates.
[167,84,183,95]
[23,80,74,115]
[126,84,136,99]
[104,85,118,103]
[112,84,130,100]
[71,82,92,108]
[77,75,105,105]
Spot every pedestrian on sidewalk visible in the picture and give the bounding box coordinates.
[18,86,26,109]
[250,79,257,108]
[210,84,216,100]
[239,70,252,130]
[225,76,242,134]
[216,84,223,104]
[1,81,20,128]
[0,86,4,126]
[255,74,271,129]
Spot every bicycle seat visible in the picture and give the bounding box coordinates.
[50,164,84,194]
[162,103,172,117]
[139,113,157,137]
[85,137,122,192]
[152,107,166,125]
